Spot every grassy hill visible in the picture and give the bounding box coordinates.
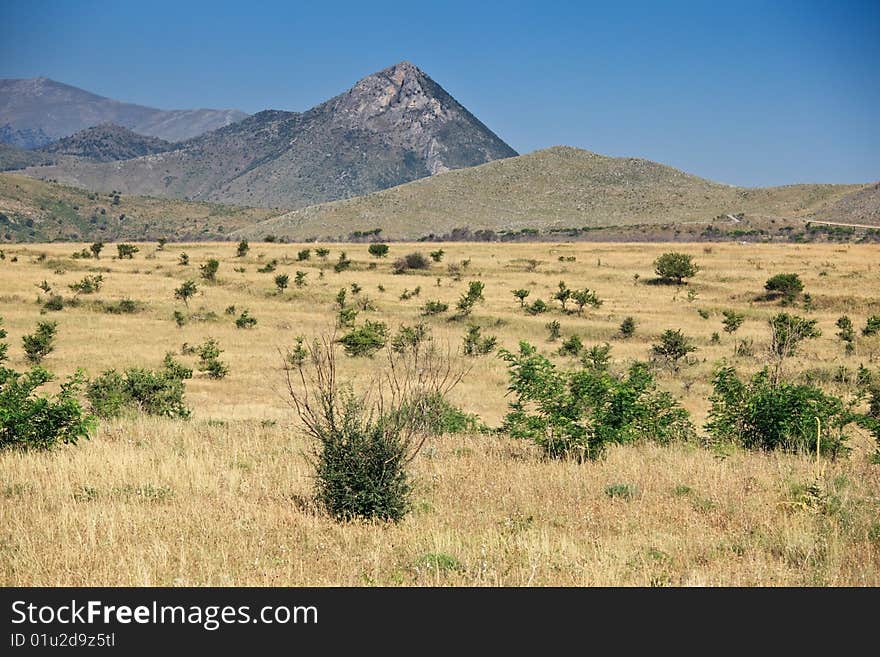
[0,173,275,242]
[233,146,867,240]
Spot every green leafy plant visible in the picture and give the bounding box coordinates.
[197,338,229,379]
[23,321,57,364]
[235,310,257,329]
[339,321,388,357]
[618,316,636,339]
[499,342,694,460]
[651,329,696,370]
[296,249,311,262]
[174,280,198,307]
[421,300,449,316]
[117,243,139,259]
[274,273,289,293]
[546,320,561,342]
[200,258,219,281]
[462,325,497,356]
[334,251,352,272]
[764,273,804,305]
[654,252,699,285]
[368,243,390,258]
[236,239,249,257]
[512,289,530,307]
[68,274,103,295]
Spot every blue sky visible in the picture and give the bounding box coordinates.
[1,0,878,186]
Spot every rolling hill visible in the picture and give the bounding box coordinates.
[0,173,275,242]
[18,62,518,208]
[233,146,869,240]
[0,77,247,147]
[39,124,172,162]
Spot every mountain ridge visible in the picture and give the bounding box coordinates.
[0,77,247,146]
[15,62,518,208]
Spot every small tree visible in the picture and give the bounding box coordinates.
[836,316,855,354]
[236,239,250,257]
[455,281,485,318]
[235,310,257,329]
[178,252,189,266]
[722,310,745,335]
[768,313,820,384]
[295,271,307,287]
[339,321,389,357]
[546,320,562,341]
[197,338,229,379]
[274,273,289,294]
[553,281,572,311]
[571,288,602,316]
[368,243,390,258]
[315,247,330,260]
[652,329,696,369]
[68,274,104,295]
[654,252,698,285]
[512,289,530,307]
[618,316,636,339]
[764,273,804,305]
[157,238,167,250]
[90,242,104,259]
[117,243,139,259]
[297,249,311,261]
[462,325,497,356]
[430,249,445,263]
[174,280,198,308]
[559,335,583,357]
[23,321,58,364]
[863,315,880,337]
[200,259,219,281]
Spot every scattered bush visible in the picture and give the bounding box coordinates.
[392,252,431,274]
[836,316,855,353]
[315,247,330,259]
[197,338,229,379]
[512,289,530,307]
[706,366,856,457]
[42,295,64,312]
[764,273,804,305]
[296,249,311,262]
[257,259,277,273]
[235,310,257,329]
[23,321,57,364]
[200,258,219,281]
[462,325,497,356]
[430,249,445,263]
[178,252,189,266]
[274,273,289,293]
[69,274,103,295]
[339,321,388,357]
[525,299,549,315]
[559,334,583,357]
[295,270,307,287]
[117,243,139,259]
[863,315,880,337]
[651,329,696,369]
[421,300,449,316]
[618,316,636,338]
[391,323,431,353]
[334,251,352,272]
[455,281,485,318]
[368,243,390,258]
[236,239,249,257]
[500,342,694,460]
[174,280,198,307]
[546,320,561,341]
[654,252,699,285]
[722,310,744,334]
[89,242,104,259]
[87,361,191,419]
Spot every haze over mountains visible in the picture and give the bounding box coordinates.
[0,77,246,147]
[0,61,876,243]
[11,62,517,209]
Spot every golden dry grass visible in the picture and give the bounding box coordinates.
[1,240,879,586]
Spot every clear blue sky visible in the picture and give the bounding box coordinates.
[2,0,878,186]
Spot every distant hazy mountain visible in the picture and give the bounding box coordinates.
[234,146,871,240]
[19,62,518,208]
[40,124,172,162]
[0,77,247,147]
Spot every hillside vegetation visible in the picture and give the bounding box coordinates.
[236,147,869,240]
[0,173,275,242]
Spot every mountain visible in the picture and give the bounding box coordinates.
[0,77,247,147]
[18,62,518,208]
[39,124,172,162]
[0,143,55,171]
[232,146,870,240]
[0,173,275,242]
[808,182,880,227]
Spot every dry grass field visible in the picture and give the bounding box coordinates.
[1,240,879,586]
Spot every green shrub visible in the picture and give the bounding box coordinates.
[391,323,431,353]
[455,280,485,317]
[102,298,140,314]
[571,288,602,315]
[87,361,191,420]
[421,300,448,316]
[512,289,530,307]
[605,483,637,500]
[117,243,139,259]
[174,280,197,307]
[23,321,57,363]
[706,366,856,457]
[559,335,583,357]
[430,249,445,263]
[236,239,249,257]
[392,252,430,274]
[296,249,311,262]
[863,315,880,337]
[368,243,390,258]
[764,273,804,305]
[500,342,694,460]
[68,274,103,295]
[178,252,189,266]
[722,310,744,334]
[339,321,388,357]
[651,329,696,369]
[654,252,699,284]
[257,259,277,273]
[235,310,257,329]
[200,258,219,281]
[462,325,497,356]
[294,270,307,287]
[315,247,330,259]
[618,316,636,338]
[525,299,549,315]
[0,366,94,450]
[334,251,352,272]
[546,320,561,341]
[43,295,64,312]
[197,338,229,379]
